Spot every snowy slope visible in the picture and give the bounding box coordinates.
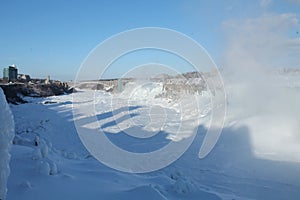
[5,81,300,200]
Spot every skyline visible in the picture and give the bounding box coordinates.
[0,0,299,81]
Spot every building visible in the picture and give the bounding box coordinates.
[45,75,51,84]
[18,74,31,82]
[3,65,18,82]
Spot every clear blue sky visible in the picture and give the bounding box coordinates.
[0,0,299,81]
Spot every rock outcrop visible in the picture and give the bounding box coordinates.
[0,82,72,104]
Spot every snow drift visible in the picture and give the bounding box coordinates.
[0,88,15,200]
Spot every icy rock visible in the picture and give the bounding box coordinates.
[49,161,58,175]
[37,160,58,175]
[31,148,42,160]
[39,140,49,158]
[38,161,50,175]
[34,136,39,146]
[0,88,15,200]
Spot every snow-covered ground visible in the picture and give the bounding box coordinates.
[3,79,300,200]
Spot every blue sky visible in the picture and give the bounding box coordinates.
[0,0,299,80]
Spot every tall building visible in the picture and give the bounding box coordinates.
[3,65,18,82]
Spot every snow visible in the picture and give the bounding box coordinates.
[4,79,300,199]
[0,88,15,200]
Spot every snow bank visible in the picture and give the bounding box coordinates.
[0,88,15,200]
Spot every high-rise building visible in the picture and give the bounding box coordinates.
[3,65,18,82]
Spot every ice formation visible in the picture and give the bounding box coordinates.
[0,88,15,200]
